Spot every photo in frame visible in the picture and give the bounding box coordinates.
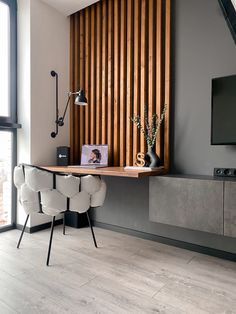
[81,145,108,166]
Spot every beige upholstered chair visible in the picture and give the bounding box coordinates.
[14,164,106,265]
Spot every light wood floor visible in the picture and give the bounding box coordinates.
[0,226,236,314]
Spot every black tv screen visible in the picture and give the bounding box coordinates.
[211,75,236,145]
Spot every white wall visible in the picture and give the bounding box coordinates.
[17,0,31,226]
[17,0,70,227]
[17,0,31,167]
[30,0,70,166]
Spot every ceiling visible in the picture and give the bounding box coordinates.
[41,0,236,17]
[41,0,99,16]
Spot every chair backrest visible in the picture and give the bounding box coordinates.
[14,164,107,216]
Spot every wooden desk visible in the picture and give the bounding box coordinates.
[41,166,166,178]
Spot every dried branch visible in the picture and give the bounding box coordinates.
[131,104,167,148]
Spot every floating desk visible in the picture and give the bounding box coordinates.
[41,166,165,178]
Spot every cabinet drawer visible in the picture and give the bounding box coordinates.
[149,177,223,235]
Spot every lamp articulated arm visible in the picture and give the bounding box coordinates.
[60,92,81,125]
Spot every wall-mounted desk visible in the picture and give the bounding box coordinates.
[41,166,165,178]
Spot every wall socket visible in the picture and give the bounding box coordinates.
[214,168,236,177]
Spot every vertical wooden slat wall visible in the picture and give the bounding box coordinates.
[74,15,80,161]
[126,0,134,166]
[70,16,75,163]
[84,8,91,144]
[79,12,85,150]
[133,0,141,165]
[120,0,127,166]
[90,6,96,145]
[107,0,114,164]
[70,0,171,169]
[156,0,163,158]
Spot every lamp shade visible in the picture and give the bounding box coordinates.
[75,90,87,106]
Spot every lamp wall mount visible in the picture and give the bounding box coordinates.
[51,70,60,138]
[50,70,88,138]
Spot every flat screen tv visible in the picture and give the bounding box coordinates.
[219,0,236,44]
[211,74,236,145]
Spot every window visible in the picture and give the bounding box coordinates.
[0,0,18,231]
[0,1,10,117]
[0,131,12,226]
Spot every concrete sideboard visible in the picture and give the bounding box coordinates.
[149,175,236,237]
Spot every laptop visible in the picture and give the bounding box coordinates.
[70,145,108,168]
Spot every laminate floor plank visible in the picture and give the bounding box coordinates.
[0,298,17,314]
[0,226,235,314]
[0,269,66,314]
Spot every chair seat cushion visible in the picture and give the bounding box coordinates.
[14,166,25,189]
[70,191,90,213]
[20,183,41,214]
[56,175,80,198]
[41,189,67,216]
[81,175,101,195]
[25,166,53,192]
[91,180,107,207]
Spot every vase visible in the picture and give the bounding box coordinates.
[146,146,162,168]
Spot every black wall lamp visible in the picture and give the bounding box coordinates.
[50,70,87,138]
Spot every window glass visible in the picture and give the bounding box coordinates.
[0,0,17,230]
[0,131,12,226]
[0,1,10,117]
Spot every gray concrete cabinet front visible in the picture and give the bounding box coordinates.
[224,181,236,238]
[149,177,224,235]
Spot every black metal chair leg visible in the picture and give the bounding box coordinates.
[46,216,56,266]
[86,211,97,248]
[63,213,65,235]
[17,214,29,249]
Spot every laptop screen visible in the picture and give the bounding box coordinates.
[81,145,108,166]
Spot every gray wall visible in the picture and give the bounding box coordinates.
[172,0,236,175]
[93,0,236,254]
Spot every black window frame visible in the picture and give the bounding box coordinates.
[0,0,20,232]
[0,0,20,129]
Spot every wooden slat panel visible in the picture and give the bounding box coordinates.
[126,0,134,166]
[119,0,127,166]
[74,14,80,163]
[107,0,114,165]
[140,0,148,153]
[79,11,85,152]
[70,15,75,164]
[155,0,163,157]
[96,2,102,144]
[84,8,91,144]
[90,6,96,144]
[113,0,120,166]
[70,0,171,170]
[101,0,108,145]
[148,0,156,130]
[164,0,171,171]
[133,0,141,165]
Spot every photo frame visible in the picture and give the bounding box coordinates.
[81,145,108,166]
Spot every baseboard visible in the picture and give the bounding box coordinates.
[16,219,63,234]
[0,224,16,233]
[93,221,236,262]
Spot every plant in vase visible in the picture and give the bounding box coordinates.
[131,104,167,168]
